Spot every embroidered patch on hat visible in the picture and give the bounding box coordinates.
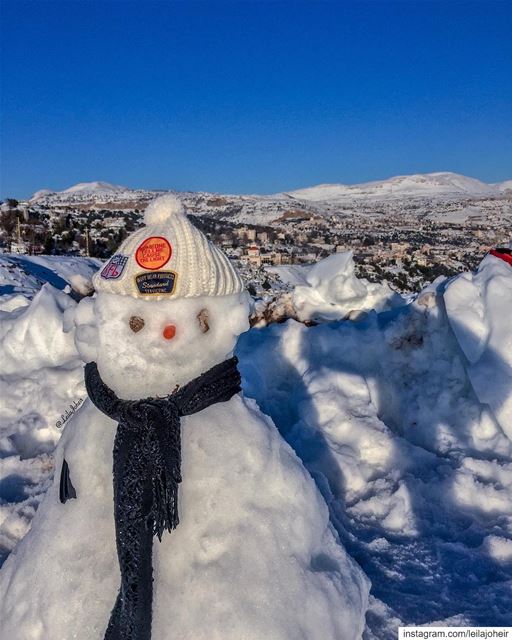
[135,271,177,295]
[135,237,172,270]
[100,254,129,279]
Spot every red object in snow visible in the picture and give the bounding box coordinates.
[490,249,512,267]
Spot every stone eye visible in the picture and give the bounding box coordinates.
[197,308,210,333]
[129,316,145,333]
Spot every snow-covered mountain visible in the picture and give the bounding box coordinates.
[25,172,511,227]
[285,172,507,203]
[497,179,512,193]
[29,181,130,203]
[29,189,56,201]
[60,181,126,195]
[30,172,511,206]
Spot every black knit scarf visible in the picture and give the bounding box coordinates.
[78,356,241,640]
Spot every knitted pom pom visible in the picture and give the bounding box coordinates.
[144,194,184,225]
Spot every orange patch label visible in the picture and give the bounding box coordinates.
[135,237,172,270]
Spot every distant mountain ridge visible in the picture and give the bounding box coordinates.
[25,172,511,227]
[284,172,511,203]
[29,181,127,202]
[29,172,510,206]
[61,181,127,195]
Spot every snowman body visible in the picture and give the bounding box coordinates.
[0,197,369,639]
[0,393,368,640]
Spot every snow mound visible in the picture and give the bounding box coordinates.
[0,285,85,563]
[444,252,512,439]
[0,255,99,562]
[0,253,101,299]
[270,252,403,322]
[0,284,77,376]
[0,294,30,313]
[238,252,512,630]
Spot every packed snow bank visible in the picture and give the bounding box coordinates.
[238,255,512,634]
[444,253,512,440]
[0,284,77,375]
[0,253,101,298]
[0,285,85,564]
[269,252,402,322]
[0,255,96,563]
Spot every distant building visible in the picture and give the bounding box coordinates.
[391,242,410,257]
[10,240,29,255]
[103,217,125,229]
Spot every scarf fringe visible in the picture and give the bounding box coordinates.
[148,470,180,541]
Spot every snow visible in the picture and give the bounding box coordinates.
[74,291,253,399]
[286,172,500,204]
[29,182,126,202]
[482,535,512,563]
[27,173,511,209]
[237,255,512,631]
[62,182,126,193]
[270,252,403,322]
[59,181,126,195]
[0,284,77,376]
[0,255,100,563]
[427,204,487,224]
[24,171,511,229]
[1,250,512,636]
[0,392,369,640]
[0,253,101,298]
[444,253,512,440]
[497,180,512,193]
[0,286,369,639]
[28,189,55,202]
[0,285,85,564]
[0,293,30,313]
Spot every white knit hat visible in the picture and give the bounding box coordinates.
[92,194,244,300]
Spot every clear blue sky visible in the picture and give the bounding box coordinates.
[1,0,511,199]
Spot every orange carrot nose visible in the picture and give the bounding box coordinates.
[163,324,176,340]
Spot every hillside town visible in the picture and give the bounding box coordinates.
[1,179,510,293]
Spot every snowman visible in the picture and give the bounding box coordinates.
[0,195,368,640]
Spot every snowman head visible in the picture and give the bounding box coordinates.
[74,195,249,399]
